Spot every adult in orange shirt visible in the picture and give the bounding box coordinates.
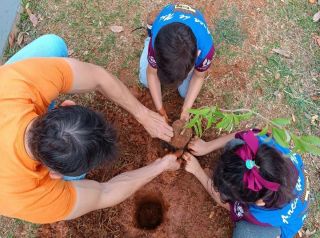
[0,34,179,224]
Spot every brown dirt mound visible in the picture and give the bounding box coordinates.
[37,87,233,238]
[170,120,193,149]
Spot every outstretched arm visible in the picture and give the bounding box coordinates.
[181,70,205,121]
[66,154,180,220]
[63,58,173,142]
[182,152,229,210]
[188,133,236,156]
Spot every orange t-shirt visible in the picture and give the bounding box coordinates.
[0,58,76,224]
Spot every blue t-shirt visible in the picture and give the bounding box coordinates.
[148,4,215,72]
[230,135,309,238]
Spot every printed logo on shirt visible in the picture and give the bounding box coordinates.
[234,202,245,218]
[174,4,196,14]
[281,198,298,224]
[148,56,157,68]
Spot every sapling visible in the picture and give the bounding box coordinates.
[185,106,320,156]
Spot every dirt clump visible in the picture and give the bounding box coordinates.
[170,120,193,149]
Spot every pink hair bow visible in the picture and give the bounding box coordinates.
[235,131,280,192]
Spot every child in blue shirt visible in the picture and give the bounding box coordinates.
[183,130,309,238]
[139,4,214,122]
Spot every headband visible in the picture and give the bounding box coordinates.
[235,131,280,192]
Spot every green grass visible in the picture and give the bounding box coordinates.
[212,6,245,62]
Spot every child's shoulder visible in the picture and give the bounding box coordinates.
[256,133,304,168]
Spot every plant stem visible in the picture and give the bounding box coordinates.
[219,108,283,129]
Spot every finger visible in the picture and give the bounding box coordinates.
[174,150,183,158]
[160,134,171,142]
[162,125,174,138]
[182,153,191,161]
[188,142,195,149]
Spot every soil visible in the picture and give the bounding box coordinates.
[37,87,233,238]
[170,120,193,149]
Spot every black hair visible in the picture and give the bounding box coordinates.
[28,105,117,176]
[213,144,298,208]
[154,22,197,86]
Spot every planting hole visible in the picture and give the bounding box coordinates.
[135,194,164,230]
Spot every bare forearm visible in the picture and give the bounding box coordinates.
[182,73,204,112]
[147,66,163,110]
[194,169,229,210]
[94,66,147,121]
[66,58,147,123]
[206,133,236,152]
[99,159,165,207]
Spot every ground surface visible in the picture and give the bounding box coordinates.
[1,0,319,237]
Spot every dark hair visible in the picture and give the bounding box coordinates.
[155,22,197,86]
[28,105,117,176]
[213,144,298,208]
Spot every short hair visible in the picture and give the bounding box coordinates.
[154,22,197,86]
[28,105,117,176]
[213,144,298,208]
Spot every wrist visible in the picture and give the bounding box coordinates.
[135,105,148,124]
[193,166,207,180]
[153,158,167,173]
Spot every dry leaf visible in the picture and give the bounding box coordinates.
[110,25,124,33]
[292,114,296,123]
[311,95,320,101]
[275,72,281,80]
[309,0,317,3]
[313,35,320,47]
[17,32,28,46]
[313,11,320,22]
[26,8,38,27]
[8,32,15,48]
[311,115,319,125]
[305,229,316,237]
[272,48,292,58]
[68,49,74,56]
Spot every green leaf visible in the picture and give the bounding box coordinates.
[236,112,253,121]
[196,120,203,137]
[292,135,305,153]
[271,118,291,126]
[233,114,240,126]
[186,115,199,128]
[300,135,320,146]
[188,108,202,115]
[206,112,217,129]
[258,126,269,136]
[272,127,289,148]
[193,124,200,137]
[292,135,320,155]
[300,141,320,156]
[213,108,224,119]
[189,107,211,116]
[216,116,230,130]
[217,115,234,132]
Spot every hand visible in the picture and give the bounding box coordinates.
[180,109,190,122]
[60,100,76,107]
[138,107,173,142]
[159,154,181,171]
[188,137,210,156]
[182,152,202,176]
[158,107,171,123]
